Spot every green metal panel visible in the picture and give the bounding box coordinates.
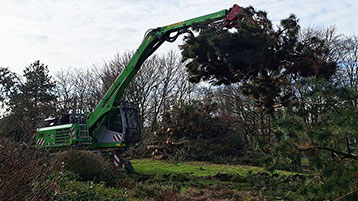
[36,124,76,147]
[159,10,226,33]
[37,124,73,132]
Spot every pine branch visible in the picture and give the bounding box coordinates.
[290,143,358,160]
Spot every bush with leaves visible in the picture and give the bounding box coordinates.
[0,61,57,142]
[53,176,129,201]
[260,78,358,200]
[55,150,124,187]
[0,137,55,200]
[146,100,257,164]
[181,6,337,112]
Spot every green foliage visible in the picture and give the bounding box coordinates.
[21,60,57,104]
[0,61,57,142]
[261,77,358,200]
[245,172,307,200]
[181,6,337,111]
[145,100,258,164]
[42,170,128,201]
[128,159,303,200]
[55,150,122,186]
[55,179,128,201]
[0,67,19,107]
[295,161,358,200]
[0,137,55,201]
[160,100,230,140]
[181,4,357,200]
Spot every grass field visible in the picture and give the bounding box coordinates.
[124,159,303,200]
[131,158,295,176]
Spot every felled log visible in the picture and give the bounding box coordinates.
[171,141,184,145]
[153,154,168,160]
[152,149,168,160]
[146,145,163,150]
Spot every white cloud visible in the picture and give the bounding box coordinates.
[0,0,357,75]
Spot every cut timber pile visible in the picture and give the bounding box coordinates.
[146,129,184,160]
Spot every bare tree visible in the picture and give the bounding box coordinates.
[54,50,196,133]
[55,69,74,113]
[338,36,358,89]
[212,85,271,145]
[55,67,103,114]
[299,26,344,62]
[97,50,196,131]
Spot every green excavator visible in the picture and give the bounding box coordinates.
[36,4,243,166]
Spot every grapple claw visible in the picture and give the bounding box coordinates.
[222,4,244,28]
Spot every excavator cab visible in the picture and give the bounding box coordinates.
[120,103,141,143]
[96,102,140,146]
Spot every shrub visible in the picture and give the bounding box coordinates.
[55,150,124,186]
[143,101,258,164]
[0,137,55,200]
[54,179,128,201]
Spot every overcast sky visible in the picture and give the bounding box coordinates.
[0,0,357,75]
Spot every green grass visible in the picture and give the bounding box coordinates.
[131,159,295,177]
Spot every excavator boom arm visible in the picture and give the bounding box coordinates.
[87,4,243,130]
